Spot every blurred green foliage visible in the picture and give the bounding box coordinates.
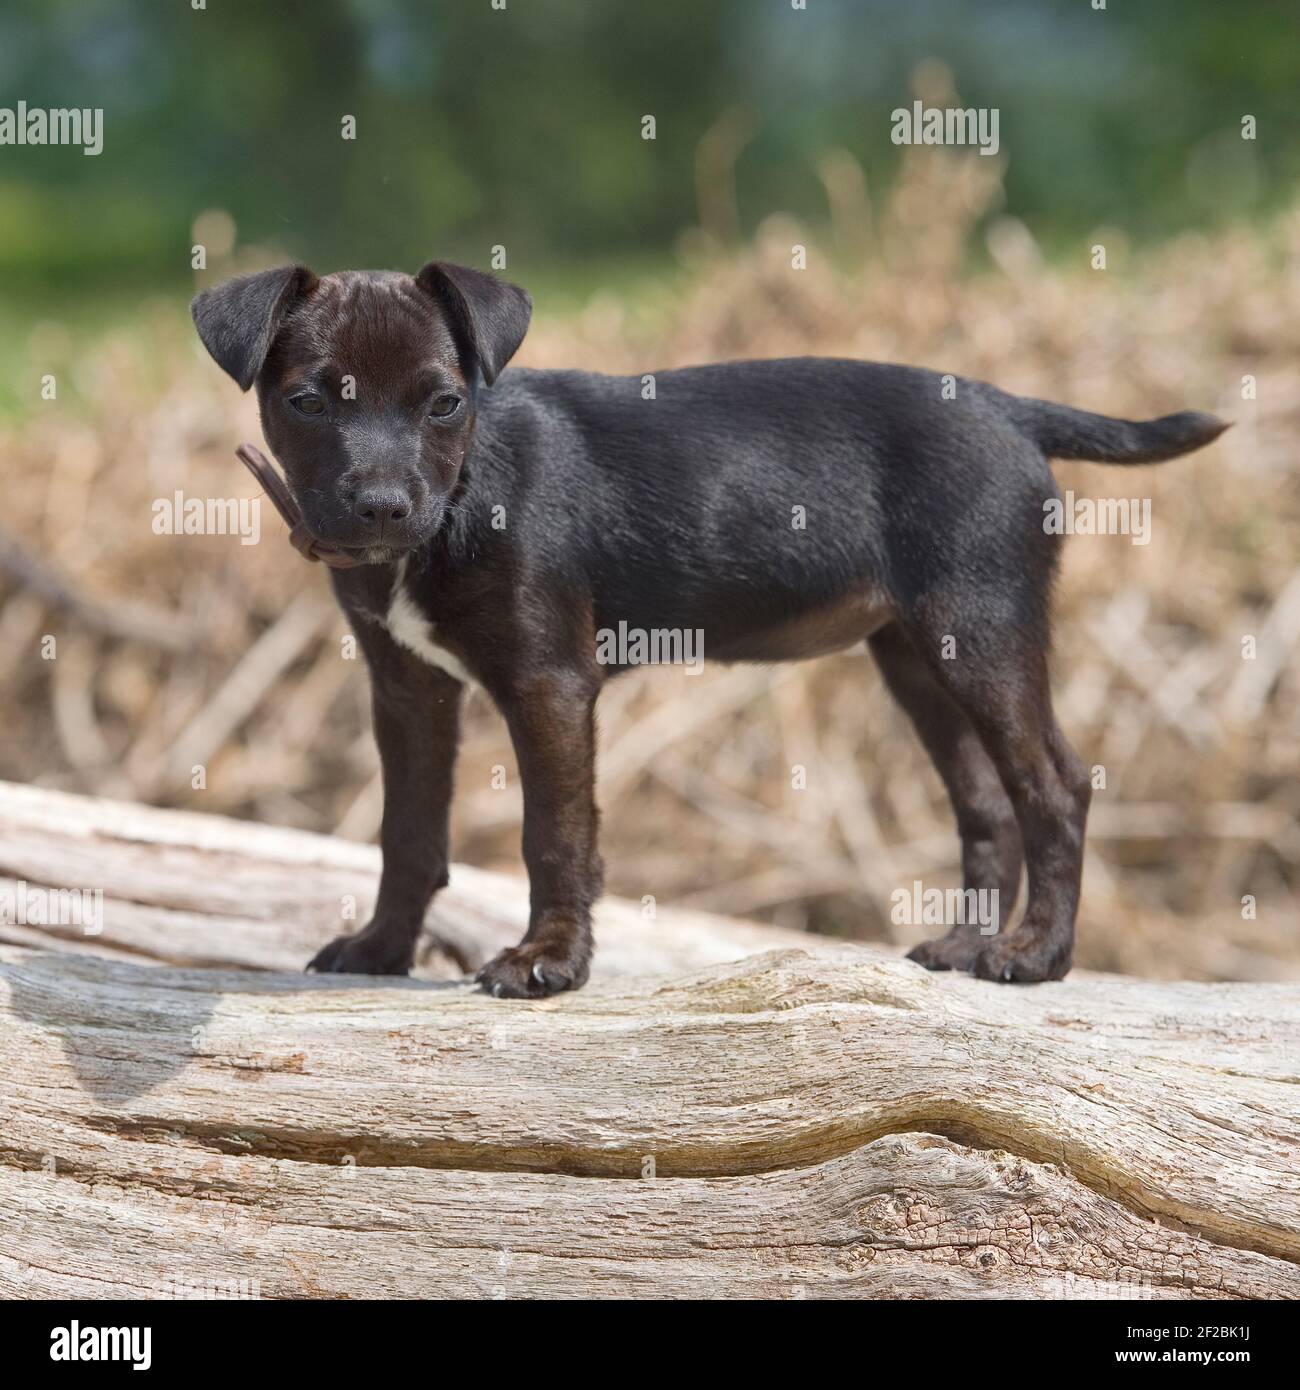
[0,0,1295,298]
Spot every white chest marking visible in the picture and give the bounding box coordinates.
[384,558,476,685]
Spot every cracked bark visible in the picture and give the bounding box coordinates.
[1,780,1297,1299]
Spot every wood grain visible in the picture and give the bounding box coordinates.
[1,781,1296,1299]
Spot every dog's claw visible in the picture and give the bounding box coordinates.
[906,930,984,973]
[475,941,591,999]
[305,925,414,976]
[973,930,1072,984]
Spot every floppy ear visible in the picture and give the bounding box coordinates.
[191,265,317,391]
[415,261,531,385]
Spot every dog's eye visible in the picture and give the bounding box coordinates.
[429,395,461,419]
[290,393,326,416]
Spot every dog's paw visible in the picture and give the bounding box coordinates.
[476,942,590,999]
[972,929,1071,984]
[906,928,986,973]
[306,923,414,976]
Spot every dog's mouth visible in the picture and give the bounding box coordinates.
[332,540,419,566]
[304,506,444,564]
[310,505,447,565]
[303,520,434,565]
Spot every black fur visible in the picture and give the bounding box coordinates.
[192,264,1227,995]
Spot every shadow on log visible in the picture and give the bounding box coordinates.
[1,781,1297,1298]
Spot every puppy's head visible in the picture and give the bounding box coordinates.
[192,262,531,562]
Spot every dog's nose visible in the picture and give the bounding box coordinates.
[352,486,412,526]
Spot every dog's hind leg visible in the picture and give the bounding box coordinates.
[869,622,1022,971]
[897,600,1091,983]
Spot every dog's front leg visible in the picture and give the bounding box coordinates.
[476,671,601,998]
[308,631,463,976]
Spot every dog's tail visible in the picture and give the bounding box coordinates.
[1012,397,1230,465]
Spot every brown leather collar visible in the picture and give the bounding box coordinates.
[235,442,364,570]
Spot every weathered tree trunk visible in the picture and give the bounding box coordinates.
[1,780,1297,1299]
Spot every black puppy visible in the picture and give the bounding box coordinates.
[192,262,1225,996]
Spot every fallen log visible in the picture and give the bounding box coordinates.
[1,780,1297,1299]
